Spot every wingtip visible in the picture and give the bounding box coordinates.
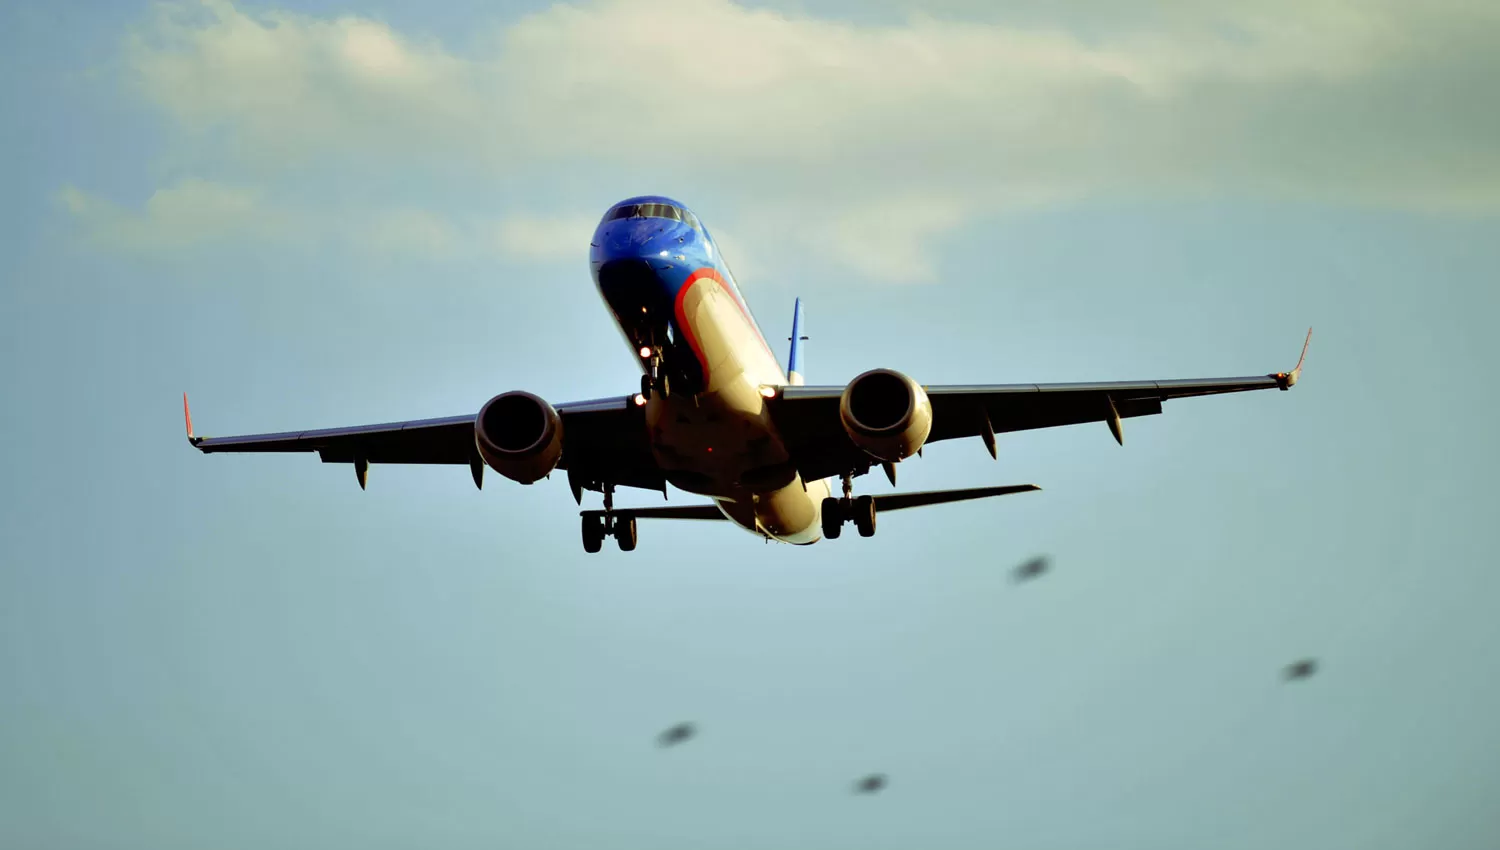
[183,392,203,445]
[1273,327,1312,390]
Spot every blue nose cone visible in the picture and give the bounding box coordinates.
[593,226,682,321]
[600,218,661,257]
[590,197,709,328]
[595,216,687,265]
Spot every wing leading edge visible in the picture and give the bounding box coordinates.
[771,330,1311,483]
[184,393,665,494]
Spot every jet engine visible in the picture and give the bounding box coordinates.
[838,369,933,462]
[474,391,564,485]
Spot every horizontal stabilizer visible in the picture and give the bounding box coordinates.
[588,485,1040,523]
[582,505,726,521]
[873,484,1040,512]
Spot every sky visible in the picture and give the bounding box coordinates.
[2,1,1499,848]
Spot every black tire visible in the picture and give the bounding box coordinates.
[639,373,652,401]
[854,495,876,538]
[582,515,604,553]
[821,497,843,540]
[616,515,638,551]
[658,372,671,399]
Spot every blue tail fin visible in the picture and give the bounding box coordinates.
[787,298,806,386]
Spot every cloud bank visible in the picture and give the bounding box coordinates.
[64,0,1500,280]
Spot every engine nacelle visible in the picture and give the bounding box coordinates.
[474,391,564,485]
[838,369,933,463]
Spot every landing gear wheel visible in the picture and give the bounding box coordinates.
[657,372,671,399]
[616,515,638,551]
[853,495,876,538]
[640,373,652,401]
[582,515,604,553]
[821,497,843,540]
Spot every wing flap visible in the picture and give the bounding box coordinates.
[193,414,477,463]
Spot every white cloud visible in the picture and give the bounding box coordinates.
[73,0,1500,279]
[56,179,567,264]
[57,179,280,252]
[492,215,598,261]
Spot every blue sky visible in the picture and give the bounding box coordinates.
[3,1,1499,848]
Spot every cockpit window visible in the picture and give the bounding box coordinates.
[608,202,693,225]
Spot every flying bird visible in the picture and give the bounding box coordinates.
[853,774,887,794]
[657,722,696,747]
[1013,555,1050,582]
[1284,659,1318,681]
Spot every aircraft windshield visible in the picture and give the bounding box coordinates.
[609,203,699,229]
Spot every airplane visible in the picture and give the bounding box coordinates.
[185,195,1310,553]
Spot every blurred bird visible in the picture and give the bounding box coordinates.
[657,722,696,747]
[853,774,887,794]
[1013,555,1050,582]
[1284,659,1318,681]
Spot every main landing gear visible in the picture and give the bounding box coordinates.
[582,486,637,553]
[821,475,876,540]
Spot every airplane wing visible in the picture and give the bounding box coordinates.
[771,330,1310,483]
[184,393,666,494]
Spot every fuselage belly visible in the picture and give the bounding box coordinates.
[589,197,831,543]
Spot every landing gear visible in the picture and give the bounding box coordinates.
[821,476,878,541]
[580,485,640,553]
[640,351,671,400]
[853,495,876,538]
[616,515,637,551]
[821,497,843,539]
[582,514,604,553]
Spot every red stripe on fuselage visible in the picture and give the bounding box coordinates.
[673,267,781,382]
[673,268,713,379]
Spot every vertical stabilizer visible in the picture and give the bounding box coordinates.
[787,298,806,386]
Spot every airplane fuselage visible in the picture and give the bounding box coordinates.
[590,196,831,543]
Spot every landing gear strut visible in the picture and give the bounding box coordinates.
[639,349,671,401]
[821,475,877,540]
[581,485,639,553]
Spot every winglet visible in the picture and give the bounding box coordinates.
[183,392,201,444]
[1272,328,1312,390]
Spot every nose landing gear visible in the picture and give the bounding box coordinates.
[820,475,877,540]
[639,347,671,400]
[640,371,670,401]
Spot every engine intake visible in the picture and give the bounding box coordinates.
[474,391,563,485]
[839,369,933,462]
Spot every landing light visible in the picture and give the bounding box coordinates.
[639,346,653,359]
[758,386,778,399]
[633,393,646,407]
